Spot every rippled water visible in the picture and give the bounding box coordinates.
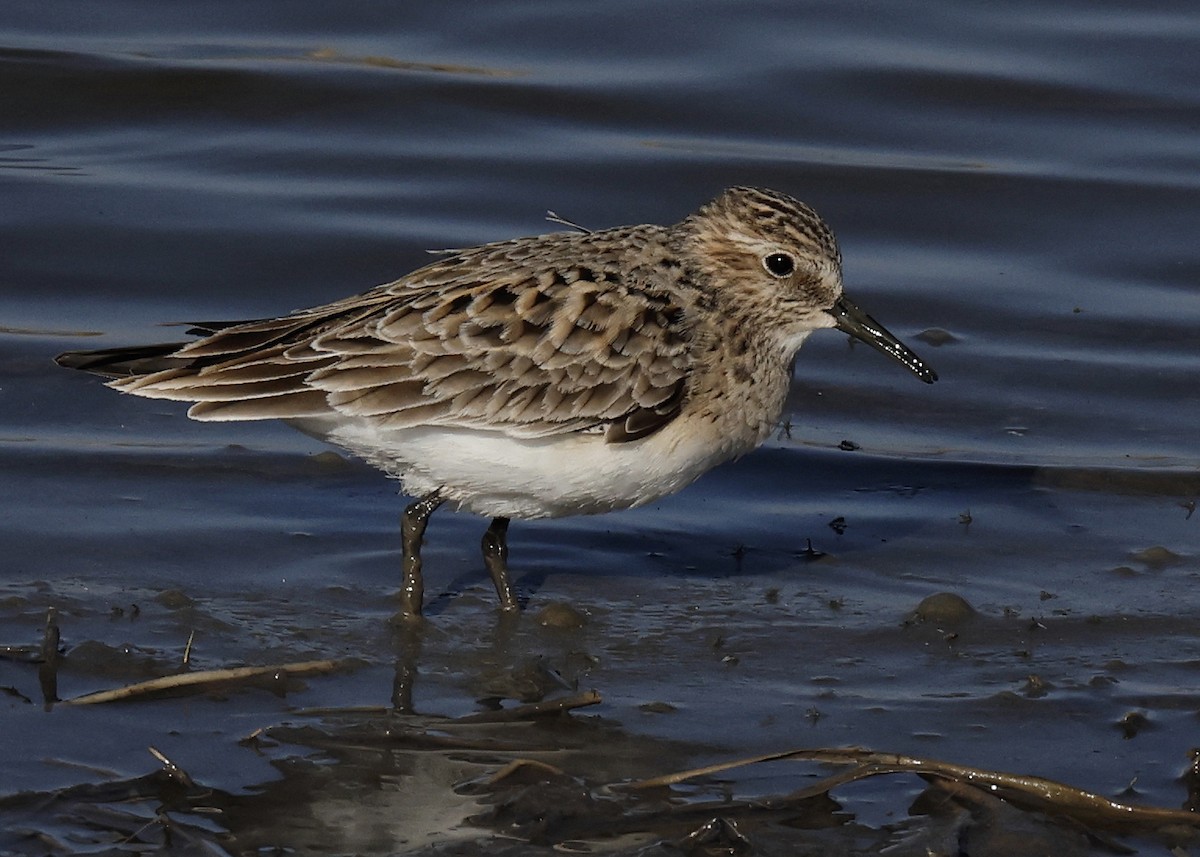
[2,2,1199,854]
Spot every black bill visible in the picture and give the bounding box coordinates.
[829,296,938,384]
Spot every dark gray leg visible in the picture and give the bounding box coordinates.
[481,516,518,611]
[400,491,444,616]
[390,616,424,713]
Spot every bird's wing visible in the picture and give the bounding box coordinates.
[111,227,694,442]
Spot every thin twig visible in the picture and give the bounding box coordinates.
[65,659,343,705]
[624,747,1200,832]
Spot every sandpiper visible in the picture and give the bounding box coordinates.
[57,187,936,615]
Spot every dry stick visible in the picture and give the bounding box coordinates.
[627,748,817,790]
[485,758,569,785]
[64,659,343,705]
[181,630,195,667]
[626,747,1200,831]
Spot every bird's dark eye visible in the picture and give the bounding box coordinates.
[763,252,795,278]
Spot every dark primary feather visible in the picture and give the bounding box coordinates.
[55,342,193,378]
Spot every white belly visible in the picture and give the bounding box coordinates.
[303,416,750,520]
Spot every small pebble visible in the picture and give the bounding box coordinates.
[639,701,677,714]
[915,328,959,346]
[912,592,976,624]
[153,589,193,610]
[536,602,587,629]
[1130,546,1182,570]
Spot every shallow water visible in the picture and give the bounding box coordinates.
[2,2,1199,854]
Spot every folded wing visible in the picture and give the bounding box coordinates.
[60,227,694,443]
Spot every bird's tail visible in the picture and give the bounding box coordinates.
[55,321,248,378]
[55,342,193,379]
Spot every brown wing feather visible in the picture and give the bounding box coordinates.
[105,226,694,440]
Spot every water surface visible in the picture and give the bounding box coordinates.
[2,2,1199,854]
